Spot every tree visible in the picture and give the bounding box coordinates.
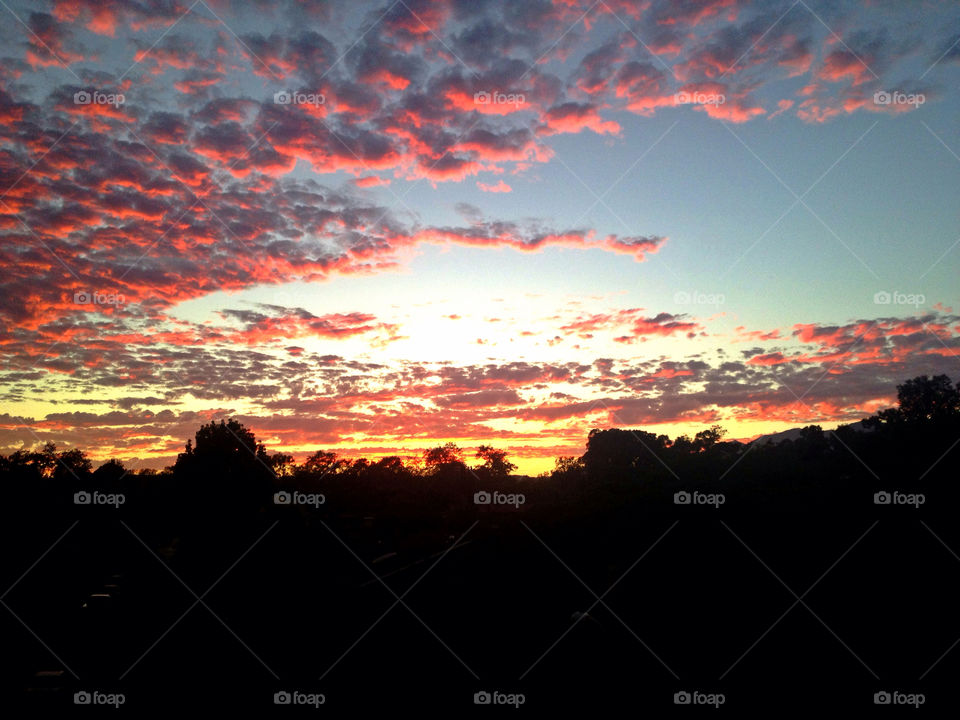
[268,452,296,477]
[896,375,960,423]
[301,450,347,477]
[175,419,271,473]
[554,456,585,475]
[423,443,465,469]
[372,456,406,474]
[349,457,370,473]
[551,456,586,486]
[173,419,275,509]
[25,442,58,478]
[864,407,903,429]
[582,428,670,480]
[52,448,93,483]
[798,425,825,444]
[0,444,48,481]
[694,425,726,451]
[92,458,127,484]
[474,445,517,478]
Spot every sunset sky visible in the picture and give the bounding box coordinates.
[1,0,959,475]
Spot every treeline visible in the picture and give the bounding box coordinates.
[2,374,959,521]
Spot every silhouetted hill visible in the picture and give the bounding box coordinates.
[749,418,874,446]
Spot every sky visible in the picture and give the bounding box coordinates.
[1,0,959,475]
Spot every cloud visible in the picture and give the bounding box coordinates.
[476,179,511,192]
[538,102,621,136]
[354,175,391,188]
[561,309,700,340]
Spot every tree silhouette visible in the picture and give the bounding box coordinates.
[423,442,465,470]
[372,456,406,474]
[175,419,272,476]
[173,419,276,519]
[694,424,726,451]
[896,374,960,423]
[582,428,670,480]
[91,458,126,484]
[0,442,59,481]
[301,449,348,477]
[474,445,517,479]
[553,456,585,476]
[269,451,296,477]
[52,447,92,484]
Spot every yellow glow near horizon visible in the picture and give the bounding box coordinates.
[3,279,884,476]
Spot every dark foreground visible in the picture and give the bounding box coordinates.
[2,492,957,713]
